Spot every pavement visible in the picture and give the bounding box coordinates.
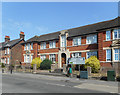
[2,72,120,93]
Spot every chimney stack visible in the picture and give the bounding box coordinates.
[20,31,25,40]
[5,36,10,42]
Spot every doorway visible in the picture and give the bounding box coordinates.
[61,53,66,67]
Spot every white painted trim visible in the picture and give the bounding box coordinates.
[103,47,112,50]
[69,49,98,53]
[38,52,58,55]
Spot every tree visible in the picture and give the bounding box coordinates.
[31,57,42,69]
[85,56,100,73]
[40,59,53,70]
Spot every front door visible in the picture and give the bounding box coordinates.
[61,53,66,67]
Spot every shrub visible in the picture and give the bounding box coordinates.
[0,63,5,68]
[85,56,100,73]
[31,57,42,69]
[40,59,53,70]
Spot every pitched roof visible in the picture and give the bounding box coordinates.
[0,38,23,49]
[23,17,120,44]
[67,17,120,37]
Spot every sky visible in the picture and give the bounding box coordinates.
[2,2,118,42]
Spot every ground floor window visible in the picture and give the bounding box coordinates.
[114,48,120,61]
[24,55,32,63]
[7,58,9,64]
[106,49,111,61]
[87,51,97,59]
[72,52,81,58]
[40,55,46,61]
[49,54,56,62]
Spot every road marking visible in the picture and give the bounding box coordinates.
[74,83,118,93]
[45,82,65,87]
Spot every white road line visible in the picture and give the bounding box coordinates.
[45,82,65,87]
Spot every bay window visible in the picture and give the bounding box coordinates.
[106,49,111,61]
[86,34,97,44]
[87,51,97,59]
[7,58,9,64]
[24,55,26,62]
[73,37,81,46]
[49,41,56,48]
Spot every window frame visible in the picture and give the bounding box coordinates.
[73,37,81,46]
[40,55,46,61]
[106,49,112,61]
[86,51,98,59]
[61,35,66,47]
[106,30,111,41]
[72,52,81,58]
[49,41,56,48]
[49,54,56,62]
[41,42,46,49]
[31,43,33,50]
[114,48,120,61]
[86,34,97,44]
[113,29,120,40]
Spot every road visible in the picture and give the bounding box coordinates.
[2,73,107,93]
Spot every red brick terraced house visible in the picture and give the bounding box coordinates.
[21,17,120,72]
[0,32,25,65]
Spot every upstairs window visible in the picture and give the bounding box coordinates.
[72,52,81,58]
[106,30,111,41]
[7,48,9,54]
[49,41,56,48]
[106,49,111,61]
[61,35,66,47]
[86,35,97,44]
[27,43,30,50]
[31,43,33,50]
[113,29,120,39]
[5,48,7,54]
[73,37,81,46]
[24,44,26,50]
[41,42,46,49]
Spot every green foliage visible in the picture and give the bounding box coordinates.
[40,59,53,70]
[31,57,42,69]
[85,56,100,73]
[0,63,5,68]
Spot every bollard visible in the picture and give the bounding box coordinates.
[33,64,37,74]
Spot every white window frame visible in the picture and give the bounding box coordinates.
[31,55,33,62]
[72,52,81,58]
[41,42,46,49]
[86,34,97,44]
[114,48,120,61]
[5,58,6,63]
[49,41,56,48]
[49,54,56,63]
[7,48,9,54]
[73,37,81,46]
[106,30,111,41]
[31,43,33,50]
[26,55,30,63]
[7,58,9,64]
[113,29,120,40]
[87,51,97,59]
[24,44,26,50]
[24,55,26,62]
[61,35,66,47]
[5,48,7,54]
[40,55,46,61]
[27,43,30,50]
[106,49,111,61]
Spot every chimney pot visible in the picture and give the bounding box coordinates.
[20,31,25,39]
[5,36,10,42]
